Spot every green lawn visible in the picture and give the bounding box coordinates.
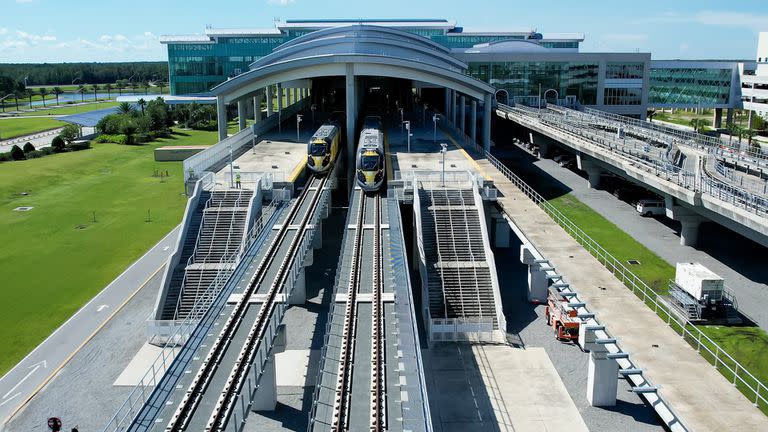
[0,117,65,140]
[14,101,119,117]
[0,128,218,375]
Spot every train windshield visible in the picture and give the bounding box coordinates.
[309,142,327,156]
[360,154,381,171]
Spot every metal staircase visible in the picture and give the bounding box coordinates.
[418,186,499,328]
[173,189,253,320]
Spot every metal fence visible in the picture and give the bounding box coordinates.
[481,148,768,411]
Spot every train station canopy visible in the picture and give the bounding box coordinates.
[211,25,496,102]
[58,107,118,127]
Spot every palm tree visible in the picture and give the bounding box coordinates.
[689,118,707,133]
[130,82,138,95]
[91,84,100,101]
[52,87,63,106]
[117,101,135,115]
[647,109,657,123]
[26,89,34,108]
[38,87,49,108]
[115,81,124,96]
[137,98,147,115]
[77,85,86,102]
[156,81,166,95]
[104,83,113,99]
[726,122,739,145]
[13,90,22,111]
[743,128,757,147]
[142,81,150,94]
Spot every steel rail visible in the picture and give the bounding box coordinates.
[331,192,367,431]
[369,194,386,431]
[207,175,329,431]
[164,176,318,432]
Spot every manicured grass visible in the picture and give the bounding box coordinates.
[0,128,218,375]
[13,101,120,117]
[0,117,65,139]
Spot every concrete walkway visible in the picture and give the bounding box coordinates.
[468,155,768,432]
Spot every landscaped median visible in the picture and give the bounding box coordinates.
[483,150,768,415]
[0,128,218,375]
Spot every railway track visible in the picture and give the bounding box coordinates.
[164,175,328,432]
[331,192,387,431]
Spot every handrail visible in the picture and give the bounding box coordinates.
[481,148,768,411]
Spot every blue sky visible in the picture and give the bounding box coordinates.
[1,0,767,63]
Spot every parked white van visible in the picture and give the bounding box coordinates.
[636,199,665,216]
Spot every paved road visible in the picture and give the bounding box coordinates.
[0,225,180,427]
[496,144,768,330]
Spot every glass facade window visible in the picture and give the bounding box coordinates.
[540,41,579,49]
[606,62,644,79]
[604,87,643,105]
[468,61,599,105]
[649,68,732,105]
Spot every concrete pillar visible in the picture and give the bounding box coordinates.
[726,108,734,125]
[577,156,603,189]
[520,246,548,303]
[254,93,263,122]
[444,88,451,118]
[412,220,421,270]
[313,220,323,249]
[459,95,466,135]
[748,110,754,130]
[665,198,705,247]
[713,108,723,129]
[452,90,458,126]
[345,64,358,185]
[276,83,283,113]
[483,93,492,152]
[216,96,227,141]
[266,86,273,117]
[237,99,247,131]
[289,267,306,305]
[470,99,478,144]
[586,350,619,406]
[251,355,277,411]
[494,216,510,248]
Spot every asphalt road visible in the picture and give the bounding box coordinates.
[0,225,180,427]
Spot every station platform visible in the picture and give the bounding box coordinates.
[212,133,307,189]
[452,137,768,432]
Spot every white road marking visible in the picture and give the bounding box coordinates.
[0,393,20,407]
[97,304,110,312]
[2,361,47,399]
[162,246,170,251]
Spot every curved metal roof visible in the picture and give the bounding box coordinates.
[212,25,494,102]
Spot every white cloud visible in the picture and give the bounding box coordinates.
[602,33,648,42]
[642,10,768,32]
[16,30,56,43]
[268,0,294,5]
[0,28,8,35]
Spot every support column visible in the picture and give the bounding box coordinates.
[586,350,619,406]
[452,90,458,126]
[665,197,705,247]
[216,96,227,141]
[289,267,306,305]
[459,95,466,135]
[251,356,277,411]
[254,93,263,123]
[276,83,283,113]
[345,64,358,186]
[313,221,323,249]
[726,108,734,125]
[483,93,492,152]
[470,99,477,144]
[748,110,754,129]
[266,86,273,117]
[520,246,548,303]
[577,156,603,189]
[237,99,247,131]
[713,108,723,129]
[444,88,451,119]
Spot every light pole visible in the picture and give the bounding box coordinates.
[252,132,258,154]
[399,107,404,133]
[228,140,234,187]
[538,83,542,110]
[422,104,428,125]
[296,114,303,142]
[432,113,440,143]
[440,143,448,187]
[403,120,412,152]
[311,104,316,126]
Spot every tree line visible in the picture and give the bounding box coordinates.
[0,62,167,87]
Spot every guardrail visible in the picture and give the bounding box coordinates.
[501,105,768,216]
[0,127,63,147]
[480,148,768,412]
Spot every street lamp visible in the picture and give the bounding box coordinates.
[403,120,412,153]
[311,104,316,126]
[538,83,542,110]
[432,113,441,143]
[423,104,428,125]
[252,133,258,154]
[440,143,448,187]
[296,114,303,142]
[228,140,234,187]
[399,107,404,133]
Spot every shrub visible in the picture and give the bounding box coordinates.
[39,147,55,156]
[191,120,217,131]
[94,134,128,145]
[0,152,12,162]
[51,136,66,152]
[26,150,43,159]
[68,141,91,151]
[96,114,124,135]
[10,145,25,160]
[22,142,35,153]
[59,124,80,144]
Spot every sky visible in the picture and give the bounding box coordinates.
[1,0,767,63]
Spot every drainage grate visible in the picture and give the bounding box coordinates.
[627,259,641,265]
[13,206,33,212]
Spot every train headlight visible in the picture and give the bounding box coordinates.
[307,155,315,166]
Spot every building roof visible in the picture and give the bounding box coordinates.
[204,27,282,36]
[278,18,455,30]
[59,107,118,127]
[461,40,551,54]
[159,34,212,44]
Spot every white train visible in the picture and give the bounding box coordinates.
[355,116,385,192]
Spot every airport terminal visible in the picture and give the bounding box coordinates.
[2,18,768,432]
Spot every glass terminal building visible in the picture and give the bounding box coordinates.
[161,19,753,120]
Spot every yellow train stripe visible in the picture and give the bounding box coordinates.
[440,128,493,181]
